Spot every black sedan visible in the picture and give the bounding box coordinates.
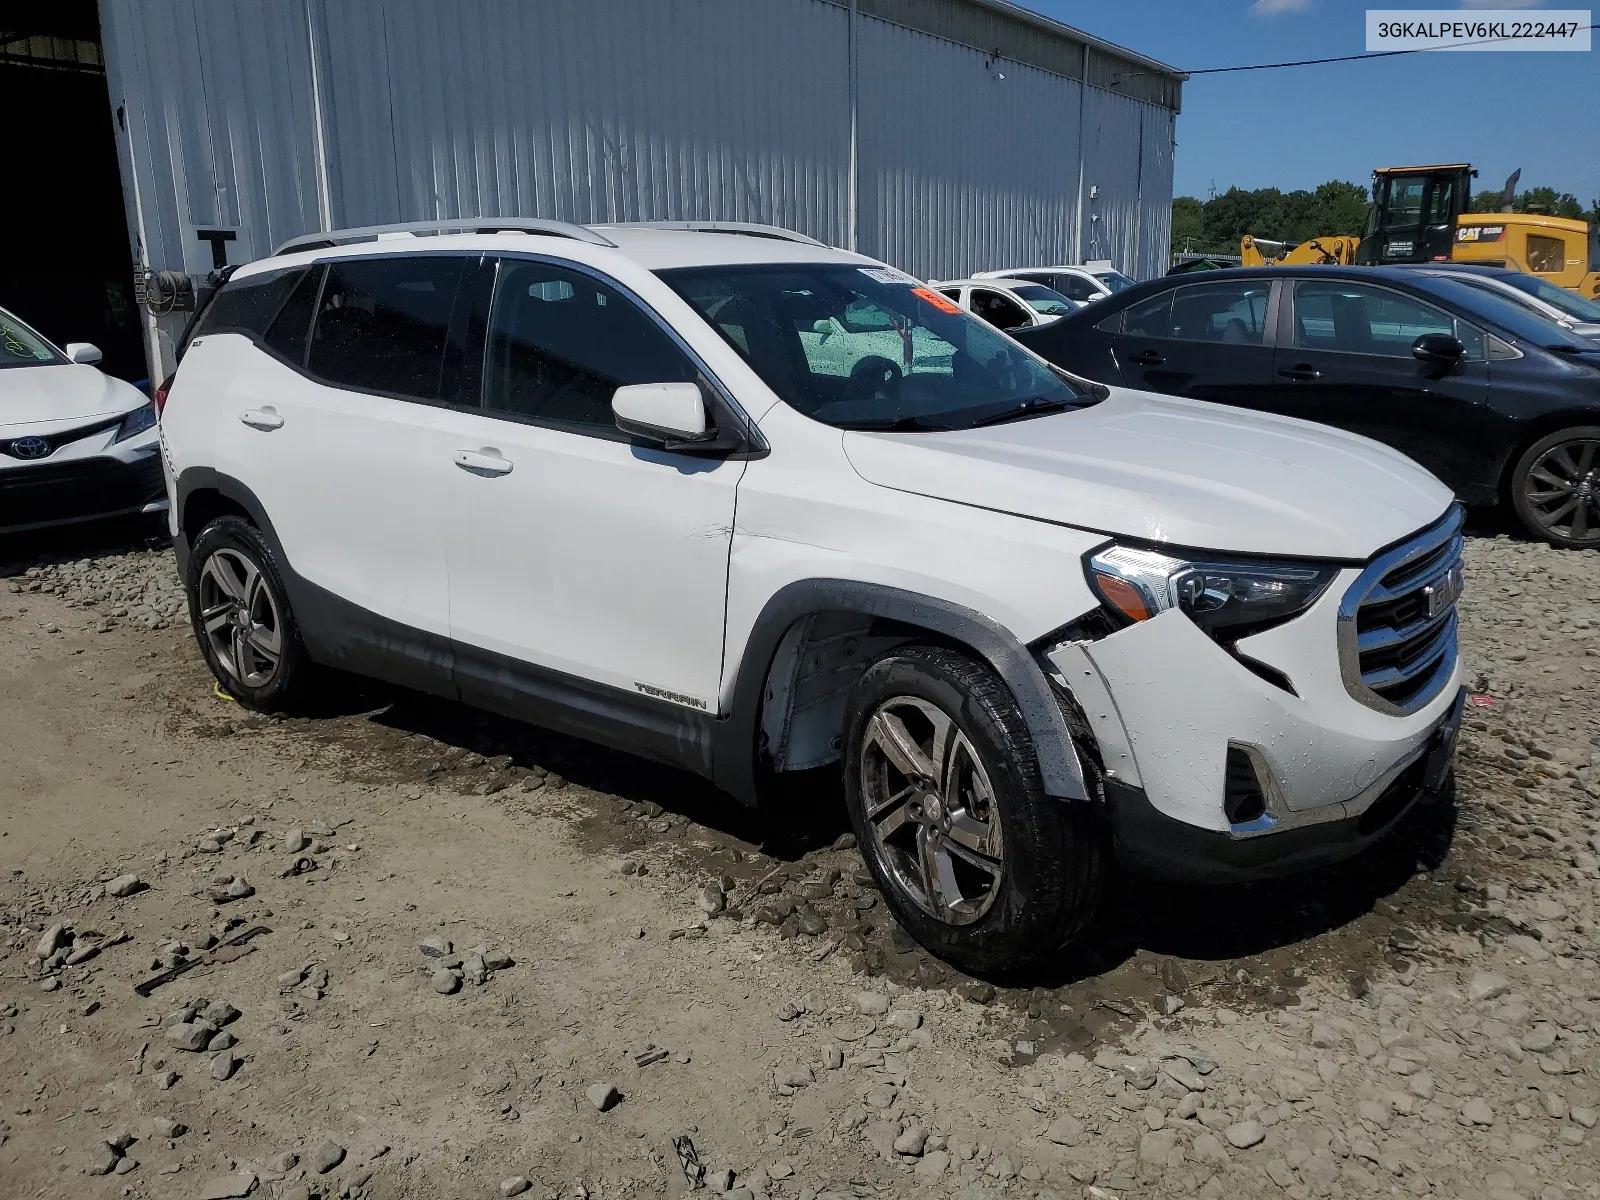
[1014,266,1600,549]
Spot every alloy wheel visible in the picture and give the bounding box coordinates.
[1524,437,1600,544]
[197,548,283,689]
[858,696,1005,925]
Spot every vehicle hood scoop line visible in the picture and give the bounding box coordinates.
[841,390,1456,560]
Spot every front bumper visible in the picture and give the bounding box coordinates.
[1102,686,1464,882]
[0,450,165,534]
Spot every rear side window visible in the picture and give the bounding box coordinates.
[307,256,468,401]
[1118,291,1173,338]
[192,268,306,341]
[262,267,323,366]
[481,260,696,435]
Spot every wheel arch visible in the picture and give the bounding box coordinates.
[714,580,1090,807]
[173,468,285,577]
[1494,408,1600,502]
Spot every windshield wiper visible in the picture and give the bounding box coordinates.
[833,415,954,432]
[967,397,1078,428]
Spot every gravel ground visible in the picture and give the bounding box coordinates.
[0,524,1596,1200]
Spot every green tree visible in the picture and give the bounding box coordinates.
[1170,195,1205,253]
[1182,180,1370,252]
[1470,185,1585,219]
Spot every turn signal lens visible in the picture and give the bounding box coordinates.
[153,374,176,417]
[1091,571,1153,622]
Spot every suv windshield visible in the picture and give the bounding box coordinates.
[1010,284,1075,316]
[659,263,1098,430]
[1409,275,1597,350]
[1497,273,1600,323]
[1092,270,1137,293]
[0,309,66,369]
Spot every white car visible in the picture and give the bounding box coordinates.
[0,306,163,535]
[972,262,1138,305]
[929,278,1079,332]
[161,219,1465,974]
[1404,266,1600,341]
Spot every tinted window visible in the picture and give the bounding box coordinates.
[193,268,305,341]
[1292,281,1455,357]
[482,260,695,433]
[1167,281,1271,344]
[1051,273,1100,302]
[969,289,1031,331]
[262,266,322,365]
[1120,292,1173,338]
[662,263,1094,431]
[307,256,467,400]
[1010,284,1074,317]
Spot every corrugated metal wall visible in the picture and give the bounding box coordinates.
[100,0,1178,368]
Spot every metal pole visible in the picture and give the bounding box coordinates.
[306,0,334,231]
[847,0,858,252]
[1073,42,1087,264]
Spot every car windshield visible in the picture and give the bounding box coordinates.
[0,310,65,369]
[1497,273,1600,323]
[1092,270,1137,293]
[1408,275,1596,350]
[659,263,1098,430]
[1009,284,1076,316]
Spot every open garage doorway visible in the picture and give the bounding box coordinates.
[1,2,146,385]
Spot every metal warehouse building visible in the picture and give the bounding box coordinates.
[4,0,1183,382]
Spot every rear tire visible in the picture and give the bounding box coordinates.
[185,515,313,711]
[841,645,1102,977]
[1509,426,1600,550]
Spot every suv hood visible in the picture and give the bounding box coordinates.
[0,364,145,431]
[842,389,1454,560]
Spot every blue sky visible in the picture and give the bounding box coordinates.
[1027,0,1599,206]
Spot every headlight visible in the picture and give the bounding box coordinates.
[1087,544,1337,640]
[114,402,157,443]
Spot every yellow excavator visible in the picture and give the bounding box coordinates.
[1239,165,1599,298]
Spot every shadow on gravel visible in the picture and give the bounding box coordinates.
[0,514,168,575]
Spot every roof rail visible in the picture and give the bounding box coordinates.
[602,221,828,247]
[273,218,616,257]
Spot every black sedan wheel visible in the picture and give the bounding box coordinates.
[1511,426,1600,550]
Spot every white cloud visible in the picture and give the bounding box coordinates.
[1250,0,1312,13]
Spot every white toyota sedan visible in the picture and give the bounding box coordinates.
[1,306,163,535]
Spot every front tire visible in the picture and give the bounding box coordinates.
[841,645,1102,976]
[1509,426,1600,550]
[185,515,312,710]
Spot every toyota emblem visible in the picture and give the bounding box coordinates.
[9,436,51,460]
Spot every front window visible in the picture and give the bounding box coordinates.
[1292,281,1477,358]
[1500,273,1600,323]
[1009,284,1075,317]
[0,310,66,369]
[1092,270,1137,293]
[660,263,1096,431]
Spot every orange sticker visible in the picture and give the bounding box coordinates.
[912,287,962,315]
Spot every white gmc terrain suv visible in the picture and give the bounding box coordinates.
[160,219,1466,974]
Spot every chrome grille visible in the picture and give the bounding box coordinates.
[1337,507,1463,715]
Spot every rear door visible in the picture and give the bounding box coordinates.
[1104,278,1278,405]
[1267,278,1490,486]
[213,254,467,681]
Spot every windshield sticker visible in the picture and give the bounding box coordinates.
[858,266,915,285]
[911,287,963,315]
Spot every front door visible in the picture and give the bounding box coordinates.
[1268,278,1490,488]
[1106,278,1278,406]
[436,256,742,716]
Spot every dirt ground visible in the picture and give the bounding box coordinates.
[0,517,1596,1200]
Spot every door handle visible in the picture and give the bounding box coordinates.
[454,449,513,477]
[239,407,284,431]
[1130,350,1165,366]
[1278,365,1323,381]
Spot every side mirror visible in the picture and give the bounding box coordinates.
[65,342,103,365]
[612,382,711,446]
[1411,333,1464,364]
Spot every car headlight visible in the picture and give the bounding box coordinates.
[1086,544,1337,640]
[114,402,157,443]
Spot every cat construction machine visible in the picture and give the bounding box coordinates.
[1239,165,1598,298]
